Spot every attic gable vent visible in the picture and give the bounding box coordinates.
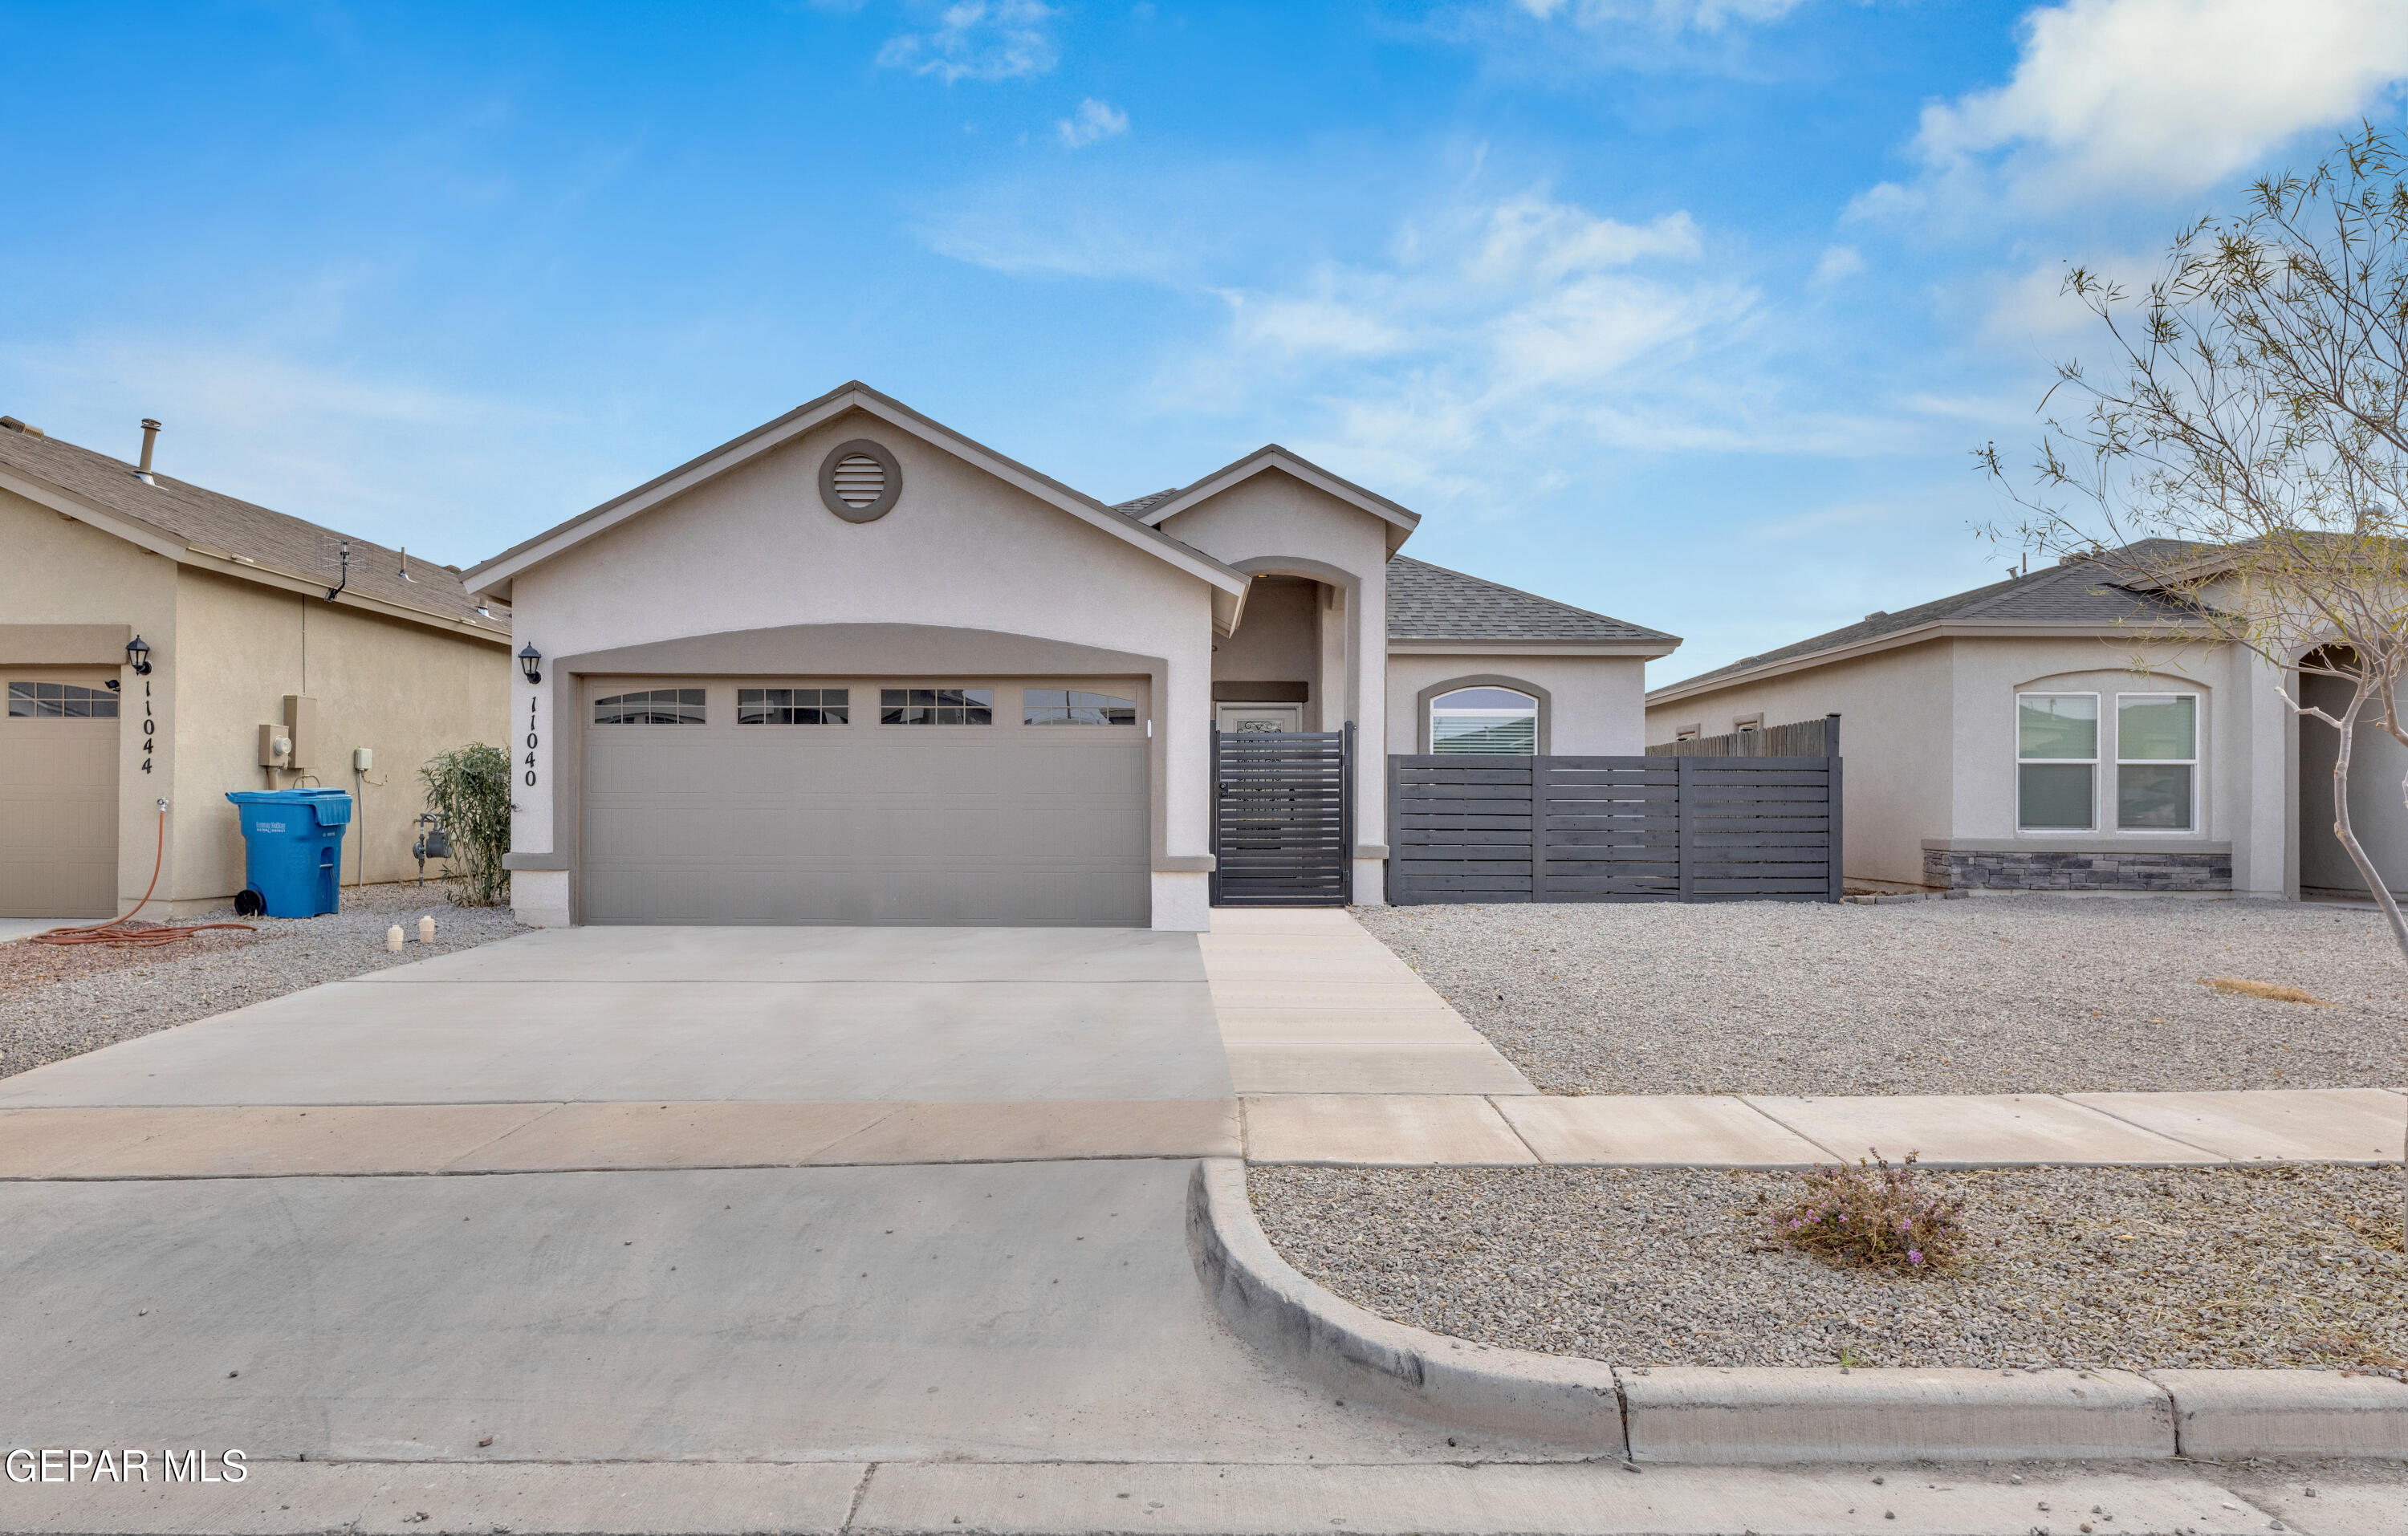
[832,454,884,505]
[818,438,902,522]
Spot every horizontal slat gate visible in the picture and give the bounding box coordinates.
[1389,752,1841,905]
[1212,725,1353,906]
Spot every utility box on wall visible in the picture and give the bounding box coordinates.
[283,694,319,771]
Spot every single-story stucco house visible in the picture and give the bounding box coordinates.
[0,413,514,918]
[1644,540,2403,900]
[462,381,1678,930]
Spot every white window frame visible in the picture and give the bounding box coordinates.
[2015,690,2099,833]
[2113,691,2200,834]
[1428,687,1539,757]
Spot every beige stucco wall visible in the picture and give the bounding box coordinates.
[2,489,181,910]
[500,411,1222,924]
[1385,653,1649,757]
[1647,635,2286,894]
[169,568,510,900]
[1,487,510,913]
[1156,471,1390,892]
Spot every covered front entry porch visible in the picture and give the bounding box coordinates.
[1208,572,1363,906]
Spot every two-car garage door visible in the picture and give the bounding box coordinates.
[580,677,1149,925]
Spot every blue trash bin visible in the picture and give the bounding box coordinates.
[224,789,353,917]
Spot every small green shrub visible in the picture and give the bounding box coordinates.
[418,742,512,907]
[1769,1150,1967,1271]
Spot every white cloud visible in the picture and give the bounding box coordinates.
[877,1,1058,83]
[1809,244,1864,289]
[1978,250,2163,343]
[1056,98,1129,148]
[1906,0,2408,205]
[1151,191,1902,513]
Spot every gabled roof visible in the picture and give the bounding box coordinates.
[1127,445,1422,557]
[462,381,1252,631]
[1111,488,1182,518]
[1649,539,2211,702]
[1387,556,1679,652]
[0,419,509,640]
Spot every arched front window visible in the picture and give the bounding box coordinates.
[1429,686,1537,756]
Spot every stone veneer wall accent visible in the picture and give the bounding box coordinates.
[1923,847,2232,892]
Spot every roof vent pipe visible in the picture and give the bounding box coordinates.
[134,419,161,485]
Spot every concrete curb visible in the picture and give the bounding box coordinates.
[1618,1365,2170,1464]
[2150,1368,2408,1459]
[1191,1158,2408,1463]
[1184,1158,1626,1452]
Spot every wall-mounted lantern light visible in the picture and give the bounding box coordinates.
[126,635,153,675]
[518,643,543,685]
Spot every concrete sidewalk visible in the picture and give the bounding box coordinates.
[1241,1087,2408,1167]
[2,1457,2401,1535]
[1201,907,1536,1095]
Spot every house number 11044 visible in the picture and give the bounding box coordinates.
[524,694,539,787]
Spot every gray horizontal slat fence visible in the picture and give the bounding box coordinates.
[1212,723,1354,907]
[1389,729,1841,906]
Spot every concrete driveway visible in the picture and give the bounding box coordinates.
[0,924,1495,1467]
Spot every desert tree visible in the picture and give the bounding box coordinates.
[1979,127,2408,1239]
[1980,124,2408,965]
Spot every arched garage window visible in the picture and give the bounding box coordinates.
[1430,687,1538,756]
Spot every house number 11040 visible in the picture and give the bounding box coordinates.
[525,694,539,786]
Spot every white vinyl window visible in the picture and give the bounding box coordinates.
[2016,693,2097,831]
[2116,693,2198,831]
[1430,687,1537,756]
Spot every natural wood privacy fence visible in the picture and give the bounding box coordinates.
[1388,738,1842,905]
[1648,713,1838,758]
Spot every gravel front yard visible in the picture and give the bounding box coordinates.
[1358,896,2407,1095]
[1252,1164,2408,1375]
[0,882,527,1079]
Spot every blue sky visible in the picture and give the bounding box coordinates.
[6,1,2406,685]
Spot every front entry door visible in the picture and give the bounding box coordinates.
[1216,702,1302,734]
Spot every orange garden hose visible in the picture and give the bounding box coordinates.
[31,807,258,949]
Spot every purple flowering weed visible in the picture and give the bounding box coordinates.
[1766,1149,1967,1273]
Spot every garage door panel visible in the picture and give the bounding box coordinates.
[1019,742,1149,795]
[584,805,726,863]
[587,737,723,798]
[583,681,1149,926]
[1005,804,1148,859]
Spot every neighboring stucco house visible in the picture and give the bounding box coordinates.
[0,414,513,918]
[463,381,1676,931]
[1644,541,2401,899]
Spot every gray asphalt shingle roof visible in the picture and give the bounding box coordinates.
[1110,488,1182,518]
[1386,555,1677,644]
[0,421,506,635]
[1661,539,2209,690]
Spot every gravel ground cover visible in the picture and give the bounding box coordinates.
[1251,1164,2408,1375]
[1357,896,2407,1095]
[0,882,527,1079]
